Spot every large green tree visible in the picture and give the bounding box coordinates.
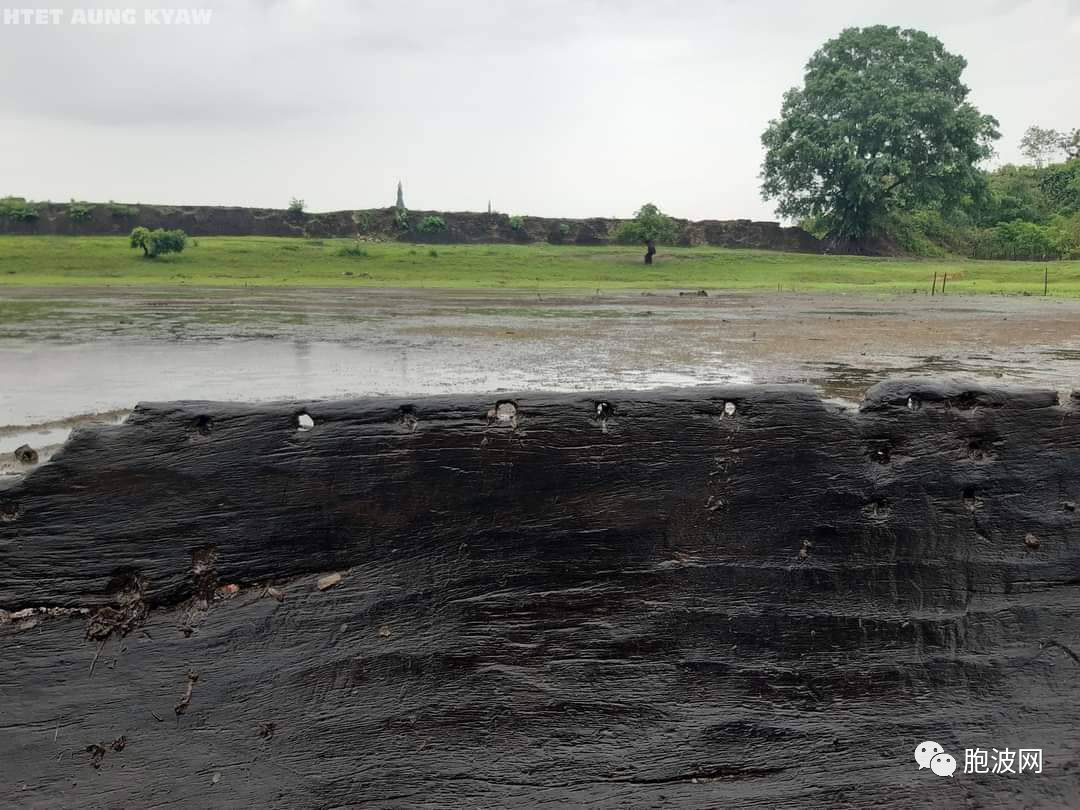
[761,26,999,243]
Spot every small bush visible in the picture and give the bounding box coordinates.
[351,211,372,235]
[428,248,439,258]
[418,215,447,233]
[559,223,570,236]
[68,200,95,222]
[509,215,525,230]
[108,201,139,218]
[338,244,368,258]
[0,196,39,221]
[394,208,409,230]
[130,227,187,258]
[288,197,305,214]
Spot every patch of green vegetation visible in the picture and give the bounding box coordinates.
[107,201,139,219]
[509,215,525,231]
[129,227,187,258]
[1,236,1079,295]
[616,203,679,245]
[0,196,40,222]
[418,215,447,233]
[68,200,95,222]
[338,244,368,258]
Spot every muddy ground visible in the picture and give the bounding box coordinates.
[3,285,1080,476]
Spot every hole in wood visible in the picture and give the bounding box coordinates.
[193,415,213,437]
[487,401,518,425]
[868,444,891,464]
[0,500,20,522]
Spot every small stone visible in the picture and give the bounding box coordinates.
[1024,533,1041,550]
[211,772,221,785]
[265,586,284,602]
[317,573,342,591]
[14,444,38,465]
[218,583,240,598]
[378,625,392,639]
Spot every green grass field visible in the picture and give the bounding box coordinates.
[1,235,1078,295]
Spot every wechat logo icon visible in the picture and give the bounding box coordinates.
[915,741,956,777]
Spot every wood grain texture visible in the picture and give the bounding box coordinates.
[2,380,1079,808]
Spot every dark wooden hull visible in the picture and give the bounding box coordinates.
[2,380,1078,807]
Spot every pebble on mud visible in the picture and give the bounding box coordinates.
[1024,533,1041,550]
[14,444,38,465]
[317,573,342,591]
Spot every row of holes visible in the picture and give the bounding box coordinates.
[192,401,744,436]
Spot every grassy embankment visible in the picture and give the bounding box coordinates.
[1,235,1079,295]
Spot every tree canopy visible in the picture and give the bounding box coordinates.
[129,227,187,258]
[1020,126,1063,168]
[617,203,679,244]
[761,26,999,242]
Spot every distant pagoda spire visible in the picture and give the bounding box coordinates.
[396,180,405,209]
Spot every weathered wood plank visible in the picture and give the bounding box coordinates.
[2,380,1079,807]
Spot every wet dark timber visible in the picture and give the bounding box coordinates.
[2,380,1079,807]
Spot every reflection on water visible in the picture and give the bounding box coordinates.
[0,338,753,427]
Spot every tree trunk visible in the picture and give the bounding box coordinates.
[644,239,656,264]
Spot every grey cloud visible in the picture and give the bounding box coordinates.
[1,0,1077,219]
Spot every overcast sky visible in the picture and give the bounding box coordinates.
[1,0,1078,220]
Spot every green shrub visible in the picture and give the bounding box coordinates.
[418,215,447,233]
[130,227,187,258]
[68,200,95,222]
[107,201,139,218]
[338,244,368,258]
[886,210,978,257]
[288,197,305,214]
[394,208,409,230]
[970,221,1066,260]
[428,248,439,258]
[0,196,39,221]
[1049,213,1080,258]
[559,223,571,236]
[509,215,525,230]
[351,211,372,234]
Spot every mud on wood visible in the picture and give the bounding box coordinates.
[1,379,1079,807]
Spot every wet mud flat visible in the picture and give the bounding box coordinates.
[4,285,1080,477]
[2,380,1079,807]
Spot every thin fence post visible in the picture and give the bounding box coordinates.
[1044,267,1049,296]
[931,272,937,296]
